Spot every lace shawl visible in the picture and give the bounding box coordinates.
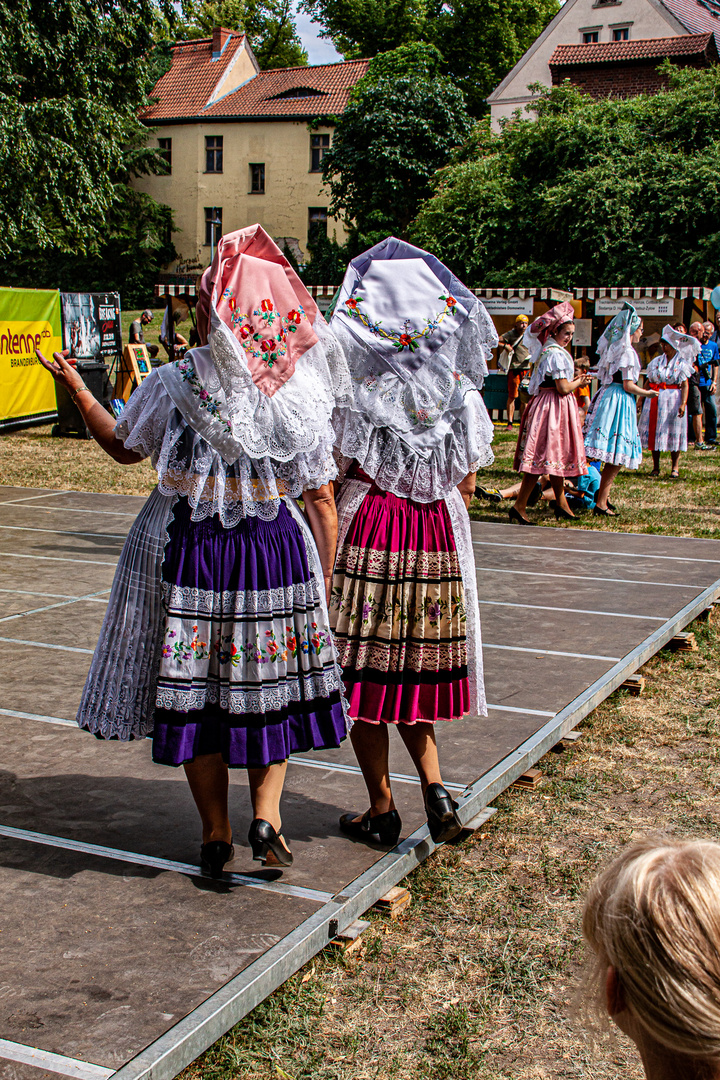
[528,343,575,396]
[116,364,338,525]
[331,290,497,502]
[597,342,641,386]
[645,353,695,385]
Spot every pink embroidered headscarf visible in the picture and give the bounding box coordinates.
[528,301,576,346]
[197,225,319,397]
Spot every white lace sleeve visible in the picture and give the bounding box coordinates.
[544,347,575,381]
[115,370,175,461]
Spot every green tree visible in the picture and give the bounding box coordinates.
[299,0,559,115]
[181,0,308,69]
[411,67,720,287]
[0,0,177,303]
[321,44,473,251]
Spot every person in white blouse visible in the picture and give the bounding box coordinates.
[638,325,699,479]
[584,303,658,516]
[510,302,590,524]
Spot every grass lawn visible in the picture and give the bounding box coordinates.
[0,419,718,1078]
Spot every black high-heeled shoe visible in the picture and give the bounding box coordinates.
[526,481,543,508]
[200,839,234,879]
[339,808,402,846]
[424,783,462,844]
[508,506,534,526]
[553,503,576,521]
[248,819,293,866]
[593,504,618,516]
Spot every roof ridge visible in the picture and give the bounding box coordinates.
[259,57,370,74]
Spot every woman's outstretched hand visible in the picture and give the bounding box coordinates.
[36,349,85,397]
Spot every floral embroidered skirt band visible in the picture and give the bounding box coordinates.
[329,486,470,725]
[152,497,346,767]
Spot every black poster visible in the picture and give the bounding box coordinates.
[61,292,122,359]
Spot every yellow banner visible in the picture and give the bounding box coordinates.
[0,287,62,428]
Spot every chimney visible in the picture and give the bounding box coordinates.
[212,27,232,58]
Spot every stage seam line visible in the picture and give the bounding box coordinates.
[0,491,70,504]
[0,636,93,654]
[478,599,666,621]
[472,538,720,565]
[3,552,117,566]
[476,566,701,589]
[0,708,76,726]
[0,1038,114,1080]
[488,703,556,717]
[0,824,332,903]
[0,524,127,541]
[0,587,103,601]
[0,590,111,624]
[0,502,141,518]
[290,757,467,792]
[485,643,621,662]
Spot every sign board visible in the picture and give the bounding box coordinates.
[480,296,535,316]
[595,296,674,317]
[61,292,122,358]
[116,344,151,402]
[572,319,593,347]
[0,287,62,430]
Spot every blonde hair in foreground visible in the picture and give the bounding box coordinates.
[582,838,720,1060]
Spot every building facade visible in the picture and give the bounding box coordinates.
[133,29,368,270]
[487,0,720,127]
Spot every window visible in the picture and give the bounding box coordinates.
[249,163,265,193]
[205,135,223,173]
[308,207,328,243]
[612,26,629,39]
[158,137,172,173]
[310,133,330,173]
[583,30,599,42]
[204,206,223,246]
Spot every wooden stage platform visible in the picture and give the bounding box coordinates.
[1,485,719,1080]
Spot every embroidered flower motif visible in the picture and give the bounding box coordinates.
[176,355,232,433]
[221,290,310,369]
[343,294,458,352]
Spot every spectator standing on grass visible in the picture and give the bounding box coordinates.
[328,237,495,848]
[638,324,698,479]
[573,355,591,427]
[582,838,720,1080]
[583,303,658,517]
[510,302,589,524]
[36,225,353,878]
[129,309,159,359]
[699,321,718,446]
[498,314,530,430]
[687,323,711,449]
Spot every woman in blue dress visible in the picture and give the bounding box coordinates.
[584,303,658,516]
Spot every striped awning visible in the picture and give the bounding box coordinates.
[154,284,197,297]
[307,285,339,298]
[574,287,712,300]
[472,287,572,301]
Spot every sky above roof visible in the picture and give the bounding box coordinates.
[292,1,341,64]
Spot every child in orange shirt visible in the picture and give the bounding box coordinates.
[574,355,591,426]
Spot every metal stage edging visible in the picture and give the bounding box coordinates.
[106,577,720,1080]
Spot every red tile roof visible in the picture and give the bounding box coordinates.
[550,32,715,65]
[204,58,369,119]
[143,31,369,124]
[144,33,249,121]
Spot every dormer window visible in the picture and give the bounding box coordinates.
[268,86,326,101]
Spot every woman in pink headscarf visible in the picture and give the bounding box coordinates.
[510,301,590,524]
[36,225,352,877]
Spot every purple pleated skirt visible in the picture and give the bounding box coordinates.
[151,498,346,768]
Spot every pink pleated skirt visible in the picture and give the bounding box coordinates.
[329,486,470,725]
[514,388,588,477]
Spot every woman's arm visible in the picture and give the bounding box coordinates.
[623,379,658,399]
[679,380,688,417]
[457,471,477,510]
[302,483,338,604]
[36,349,143,464]
[555,375,589,397]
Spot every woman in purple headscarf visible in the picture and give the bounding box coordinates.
[36,225,352,877]
[510,302,590,524]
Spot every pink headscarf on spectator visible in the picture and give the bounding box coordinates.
[523,300,576,364]
[196,224,319,397]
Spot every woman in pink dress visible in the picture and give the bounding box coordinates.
[510,302,590,524]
